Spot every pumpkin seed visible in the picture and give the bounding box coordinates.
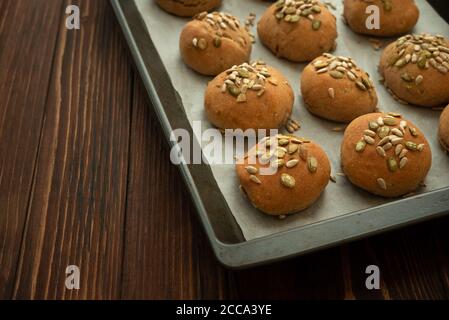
[405,141,418,151]
[312,19,321,30]
[387,157,398,172]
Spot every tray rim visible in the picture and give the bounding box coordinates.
[111,0,449,269]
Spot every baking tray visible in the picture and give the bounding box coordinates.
[111,0,449,268]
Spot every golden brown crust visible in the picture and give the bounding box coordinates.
[439,105,449,153]
[237,136,331,216]
[343,0,419,37]
[180,12,252,76]
[257,1,338,62]
[341,113,432,197]
[156,0,221,17]
[205,62,294,131]
[301,54,378,123]
[379,34,449,107]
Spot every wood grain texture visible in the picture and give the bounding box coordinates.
[0,0,449,300]
[120,74,233,300]
[12,0,132,299]
[0,0,63,299]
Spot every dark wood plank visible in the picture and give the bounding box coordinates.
[0,0,63,299]
[120,74,233,299]
[12,0,132,299]
[232,247,345,300]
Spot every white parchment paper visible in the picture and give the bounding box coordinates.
[134,0,449,240]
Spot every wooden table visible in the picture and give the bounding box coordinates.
[1,0,448,300]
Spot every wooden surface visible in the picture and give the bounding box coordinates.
[1,0,449,300]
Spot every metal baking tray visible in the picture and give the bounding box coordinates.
[111,0,449,268]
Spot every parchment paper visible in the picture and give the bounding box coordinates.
[134,0,449,240]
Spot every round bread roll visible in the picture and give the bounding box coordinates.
[257,0,338,63]
[343,0,419,37]
[205,61,294,131]
[439,105,449,154]
[237,135,331,216]
[341,113,432,197]
[180,12,252,76]
[155,0,221,17]
[301,53,378,123]
[379,34,449,107]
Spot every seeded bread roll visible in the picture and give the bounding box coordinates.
[155,0,221,17]
[237,135,331,216]
[205,61,294,131]
[379,34,449,107]
[439,105,449,154]
[301,54,378,123]
[341,113,431,197]
[257,0,338,63]
[343,0,419,37]
[180,12,252,76]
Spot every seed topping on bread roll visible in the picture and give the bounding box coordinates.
[353,113,426,190]
[192,12,247,50]
[244,135,316,189]
[274,0,324,29]
[389,34,449,76]
[313,53,375,94]
[221,61,280,102]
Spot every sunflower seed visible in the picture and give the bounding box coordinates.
[279,139,290,146]
[390,137,403,145]
[399,149,408,159]
[356,81,367,91]
[246,166,258,175]
[377,178,387,190]
[387,157,398,172]
[377,117,384,126]
[417,144,425,152]
[383,143,393,151]
[399,157,408,169]
[364,135,375,145]
[286,159,300,168]
[378,136,390,146]
[395,144,404,156]
[356,140,367,152]
[364,130,377,137]
[281,174,296,188]
[391,128,404,137]
[328,88,335,99]
[250,175,262,185]
[415,75,423,85]
[376,146,387,157]
[307,156,318,173]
